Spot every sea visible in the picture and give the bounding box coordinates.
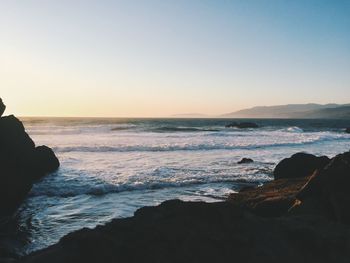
[2,118,350,255]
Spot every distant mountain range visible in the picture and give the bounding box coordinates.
[222,103,350,119]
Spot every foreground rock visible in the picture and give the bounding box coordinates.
[231,151,350,222]
[292,151,350,223]
[20,151,350,263]
[225,122,259,128]
[228,177,309,217]
[346,128,350,133]
[19,199,350,263]
[0,115,59,215]
[273,152,330,180]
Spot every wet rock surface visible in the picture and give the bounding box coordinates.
[228,177,309,217]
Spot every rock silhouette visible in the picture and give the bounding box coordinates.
[0,114,59,215]
[293,151,350,223]
[274,152,330,180]
[0,98,5,117]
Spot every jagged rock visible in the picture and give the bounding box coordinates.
[292,151,350,224]
[228,177,309,217]
[32,146,60,179]
[345,128,350,133]
[20,199,350,263]
[0,115,59,215]
[0,98,5,117]
[238,158,254,164]
[225,122,259,128]
[274,152,330,180]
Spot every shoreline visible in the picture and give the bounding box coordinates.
[19,151,350,263]
[1,114,350,262]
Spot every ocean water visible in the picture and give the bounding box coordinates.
[2,118,350,255]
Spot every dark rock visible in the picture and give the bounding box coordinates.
[0,98,5,117]
[225,121,238,128]
[238,158,254,164]
[237,122,259,128]
[0,246,18,262]
[345,128,350,133]
[0,115,59,215]
[238,185,256,192]
[228,177,309,217]
[293,151,350,224]
[274,152,330,180]
[225,122,259,128]
[32,146,60,178]
[21,199,350,263]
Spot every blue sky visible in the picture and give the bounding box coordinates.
[1,0,349,116]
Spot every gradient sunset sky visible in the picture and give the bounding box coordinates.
[1,0,349,117]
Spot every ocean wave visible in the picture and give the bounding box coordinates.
[110,127,131,131]
[29,176,271,198]
[285,126,304,133]
[53,135,349,153]
[151,126,220,132]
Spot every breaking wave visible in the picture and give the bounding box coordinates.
[151,126,220,132]
[285,126,304,133]
[53,135,347,153]
[30,175,271,198]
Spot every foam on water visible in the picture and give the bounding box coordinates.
[3,118,350,255]
[285,126,304,133]
[51,134,347,153]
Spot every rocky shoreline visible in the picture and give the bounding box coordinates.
[0,115,60,216]
[1,103,350,262]
[18,150,350,262]
[0,103,59,262]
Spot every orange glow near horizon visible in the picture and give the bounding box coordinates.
[1,1,349,117]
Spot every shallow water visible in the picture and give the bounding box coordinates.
[2,118,350,255]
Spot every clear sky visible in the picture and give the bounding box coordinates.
[1,0,349,117]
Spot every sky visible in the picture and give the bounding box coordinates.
[0,0,349,117]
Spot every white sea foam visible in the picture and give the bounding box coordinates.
[286,126,304,133]
[50,132,347,153]
[12,118,350,254]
